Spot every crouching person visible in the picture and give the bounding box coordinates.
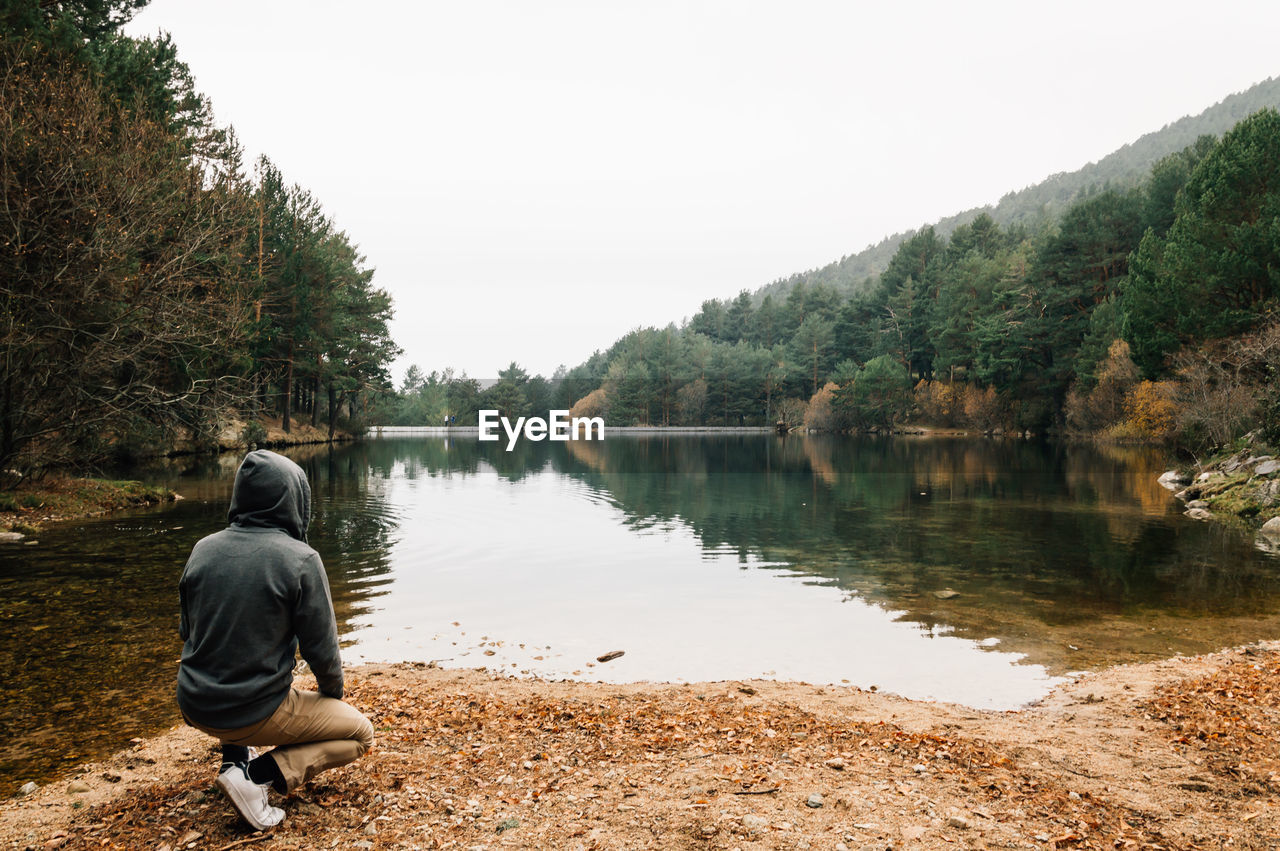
[177,450,374,830]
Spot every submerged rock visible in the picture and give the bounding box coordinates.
[933,589,960,600]
[1185,508,1213,520]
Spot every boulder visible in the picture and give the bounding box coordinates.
[1254,460,1280,477]
[1158,470,1190,489]
[1261,516,1280,539]
[1185,508,1213,521]
[1186,499,1210,510]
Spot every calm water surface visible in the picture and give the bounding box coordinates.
[3,435,1279,792]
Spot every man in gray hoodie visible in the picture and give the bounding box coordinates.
[178,450,373,830]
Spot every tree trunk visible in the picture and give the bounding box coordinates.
[328,383,338,441]
[312,354,322,428]
[282,339,294,433]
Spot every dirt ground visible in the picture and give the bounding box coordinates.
[5,643,1280,851]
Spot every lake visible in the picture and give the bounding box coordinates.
[3,434,1279,793]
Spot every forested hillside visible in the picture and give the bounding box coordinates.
[387,102,1280,454]
[755,77,1280,303]
[0,1,399,475]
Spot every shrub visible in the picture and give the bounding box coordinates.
[959,384,1005,433]
[240,421,268,448]
[804,382,843,432]
[913,380,959,426]
[570,387,610,421]
[1120,381,1179,441]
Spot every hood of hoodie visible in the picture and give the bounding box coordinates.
[227,449,311,541]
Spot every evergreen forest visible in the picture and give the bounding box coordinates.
[387,93,1280,454]
[0,1,399,475]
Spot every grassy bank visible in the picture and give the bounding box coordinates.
[0,478,177,535]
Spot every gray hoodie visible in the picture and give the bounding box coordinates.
[177,450,344,729]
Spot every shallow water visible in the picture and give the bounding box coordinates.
[3,435,1278,792]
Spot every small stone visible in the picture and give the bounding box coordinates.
[101,772,122,783]
[912,763,928,773]
[932,589,960,600]
[66,781,90,794]
[836,845,850,851]
[805,792,824,808]
[495,817,520,834]
[741,814,769,831]
[18,781,37,796]
[701,825,717,836]
[1069,790,1082,801]
[824,757,846,770]
[947,815,970,830]
[1186,499,1210,510]
[1185,507,1212,520]
[363,822,377,835]
[596,650,625,663]
[1197,471,1214,482]
[176,831,201,846]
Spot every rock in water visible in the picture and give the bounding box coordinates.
[1185,508,1212,520]
[933,589,960,600]
[596,650,624,663]
[0,532,24,543]
[1261,516,1280,539]
[1158,470,1190,489]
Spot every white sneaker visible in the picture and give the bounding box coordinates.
[216,765,284,831]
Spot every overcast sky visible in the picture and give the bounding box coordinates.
[126,1,1280,383]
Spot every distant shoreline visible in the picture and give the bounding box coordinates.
[368,425,777,435]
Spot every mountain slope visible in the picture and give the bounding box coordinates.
[754,75,1280,303]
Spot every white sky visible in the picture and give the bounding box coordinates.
[125,1,1280,383]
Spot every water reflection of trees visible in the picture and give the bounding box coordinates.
[545,435,1279,617]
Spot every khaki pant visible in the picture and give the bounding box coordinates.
[186,690,374,792]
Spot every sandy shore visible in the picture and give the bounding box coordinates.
[5,644,1280,850]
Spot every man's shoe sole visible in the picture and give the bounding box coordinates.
[216,771,282,831]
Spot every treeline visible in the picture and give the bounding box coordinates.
[386,107,1280,449]
[754,76,1280,304]
[0,1,398,474]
